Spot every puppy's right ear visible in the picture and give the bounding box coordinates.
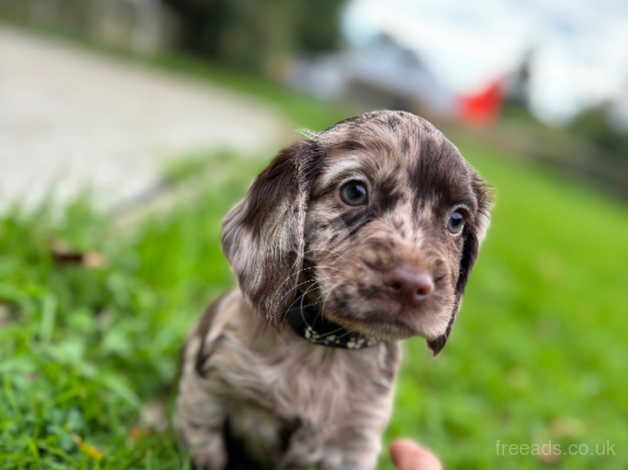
[221,141,320,325]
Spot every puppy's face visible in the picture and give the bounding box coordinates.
[222,111,491,352]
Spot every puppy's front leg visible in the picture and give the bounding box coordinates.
[175,334,227,470]
[175,389,227,470]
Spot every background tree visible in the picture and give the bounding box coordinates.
[163,0,346,73]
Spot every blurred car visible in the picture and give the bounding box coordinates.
[289,34,504,125]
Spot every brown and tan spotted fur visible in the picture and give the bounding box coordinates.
[175,111,492,469]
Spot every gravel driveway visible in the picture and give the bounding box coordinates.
[0,26,286,209]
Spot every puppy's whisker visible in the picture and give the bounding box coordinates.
[296,282,323,331]
[273,268,346,311]
[271,261,350,313]
[271,265,324,306]
[271,258,346,300]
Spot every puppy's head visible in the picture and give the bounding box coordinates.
[222,111,492,353]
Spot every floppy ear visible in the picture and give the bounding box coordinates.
[429,174,493,355]
[221,141,320,325]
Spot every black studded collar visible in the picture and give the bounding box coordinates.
[286,294,380,349]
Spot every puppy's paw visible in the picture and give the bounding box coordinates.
[190,448,227,470]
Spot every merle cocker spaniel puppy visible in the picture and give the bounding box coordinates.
[175,111,492,470]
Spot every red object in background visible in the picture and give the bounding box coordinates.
[458,78,505,126]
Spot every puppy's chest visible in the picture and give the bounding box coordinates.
[227,364,346,464]
[216,341,394,465]
[227,351,356,433]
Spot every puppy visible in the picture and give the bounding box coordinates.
[175,111,492,469]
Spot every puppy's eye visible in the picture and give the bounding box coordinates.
[447,208,466,235]
[340,180,368,206]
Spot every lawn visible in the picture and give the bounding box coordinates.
[0,43,626,466]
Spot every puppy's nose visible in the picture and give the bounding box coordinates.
[384,266,434,305]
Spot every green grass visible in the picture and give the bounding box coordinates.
[1,143,626,469]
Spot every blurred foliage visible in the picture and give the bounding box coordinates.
[480,102,628,199]
[569,103,628,162]
[163,0,346,72]
[1,0,345,74]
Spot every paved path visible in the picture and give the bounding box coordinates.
[0,26,286,209]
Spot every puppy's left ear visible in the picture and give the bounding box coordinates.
[429,173,493,355]
[221,140,320,325]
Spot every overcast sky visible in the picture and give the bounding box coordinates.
[344,0,628,124]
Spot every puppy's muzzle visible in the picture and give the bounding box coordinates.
[383,264,435,307]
